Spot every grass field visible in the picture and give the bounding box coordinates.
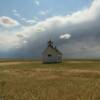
[0,60,100,100]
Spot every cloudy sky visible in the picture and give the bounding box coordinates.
[0,0,100,59]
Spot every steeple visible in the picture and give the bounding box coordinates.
[48,40,53,48]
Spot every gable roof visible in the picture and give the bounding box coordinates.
[43,46,62,55]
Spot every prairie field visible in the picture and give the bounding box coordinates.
[0,60,100,100]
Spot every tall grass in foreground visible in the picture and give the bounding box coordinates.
[0,60,100,100]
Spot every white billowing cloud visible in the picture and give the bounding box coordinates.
[60,34,71,39]
[1,0,100,58]
[0,33,19,50]
[0,29,29,51]
[17,0,100,43]
[0,16,20,27]
[14,0,100,57]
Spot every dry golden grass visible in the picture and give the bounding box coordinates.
[0,60,100,100]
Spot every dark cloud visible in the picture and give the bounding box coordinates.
[1,0,100,59]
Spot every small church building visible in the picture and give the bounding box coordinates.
[42,40,62,63]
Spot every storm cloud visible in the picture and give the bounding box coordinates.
[0,0,100,58]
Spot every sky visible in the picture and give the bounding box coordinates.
[0,0,100,59]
